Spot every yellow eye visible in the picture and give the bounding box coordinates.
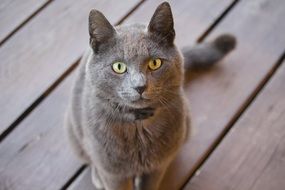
[148,58,162,70]
[112,62,127,74]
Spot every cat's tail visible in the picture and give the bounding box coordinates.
[182,34,236,70]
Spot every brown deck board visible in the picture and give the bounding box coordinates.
[0,0,50,44]
[132,0,285,189]
[67,169,96,190]
[0,74,80,190]
[125,0,234,47]
[0,0,141,136]
[175,0,285,188]
[185,60,285,190]
[1,0,285,189]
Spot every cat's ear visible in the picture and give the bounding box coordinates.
[148,2,175,45]
[89,9,116,51]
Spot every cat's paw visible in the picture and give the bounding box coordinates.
[92,176,104,189]
[91,169,104,189]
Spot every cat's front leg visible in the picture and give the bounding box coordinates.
[91,166,104,189]
[136,166,168,190]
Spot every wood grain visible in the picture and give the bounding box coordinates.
[67,169,97,190]
[185,60,285,190]
[125,0,234,47]
[175,0,285,189]
[116,0,285,188]
[0,0,50,44]
[0,0,141,135]
[0,74,80,190]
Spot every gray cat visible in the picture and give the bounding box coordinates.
[65,2,236,190]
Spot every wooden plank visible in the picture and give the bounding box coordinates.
[174,0,285,189]
[125,0,234,47]
[0,74,80,190]
[0,0,141,135]
[68,0,236,189]
[185,61,285,190]
[4,0,285,189]
[67,169,96,190]
[0,0,50,44]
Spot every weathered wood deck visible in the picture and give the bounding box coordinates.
[0,0,285,190]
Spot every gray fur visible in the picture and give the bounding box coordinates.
[183,34,236,69]
[65,2,235,190]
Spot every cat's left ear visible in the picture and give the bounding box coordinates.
[148,2,175,45]
[89,9,116,52]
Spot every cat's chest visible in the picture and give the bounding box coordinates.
[91,113,185,173]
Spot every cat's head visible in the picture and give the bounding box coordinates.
[86,2,183,109]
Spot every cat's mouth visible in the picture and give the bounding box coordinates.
[126,95,151,107]
[132,96,150,102]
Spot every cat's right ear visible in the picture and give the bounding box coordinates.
[89,10,116,52]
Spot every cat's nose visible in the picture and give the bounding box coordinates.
[134,85,146,95]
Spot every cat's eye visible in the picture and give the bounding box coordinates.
[148,58,162,71]
[112,62,127,74]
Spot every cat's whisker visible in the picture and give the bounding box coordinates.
[158,97,171,113]
[160,95,184,115]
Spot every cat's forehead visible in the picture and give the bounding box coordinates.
[114,24,159,59]
[115,23,146,37]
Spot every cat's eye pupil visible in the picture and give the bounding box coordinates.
[112,62,127,74]
[148,58,162,71]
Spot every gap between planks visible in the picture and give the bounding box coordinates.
[181,15,285,190]
[197,0,239,43]
[0,58,80,143]
[0,0,55,47]
[184,57,285,190]
[60,165,88,190]
[182,51,285,189]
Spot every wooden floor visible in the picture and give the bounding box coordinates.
[1,0,285,189]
